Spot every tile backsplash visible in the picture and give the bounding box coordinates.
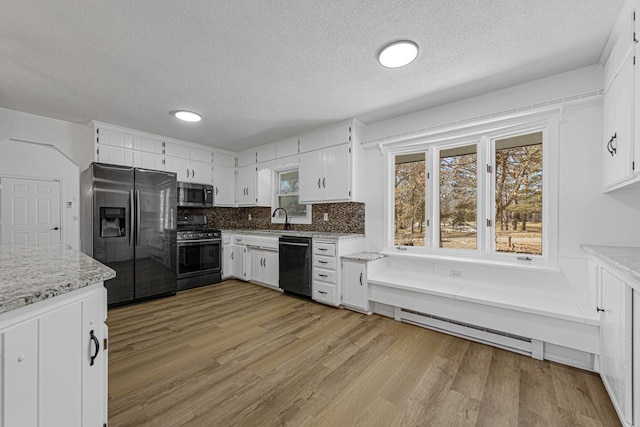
[178,202,365,234]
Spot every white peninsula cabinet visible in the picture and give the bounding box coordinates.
[584,245,639,427]
[0,245,114,427]
[341,253,386,314]
[312,236,365,307]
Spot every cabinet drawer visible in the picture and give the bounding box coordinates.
[244,235,261,247]
[261,237,279,250]
[313,255,335,270]
[314,242,336,256]
[313,281,336,301]
[314,268,336,284]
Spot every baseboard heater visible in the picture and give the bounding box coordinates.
[398,308,539,357]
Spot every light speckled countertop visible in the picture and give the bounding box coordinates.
[0,244,116,315]
[582,245,640,284]
[341,251,386,262]
[222,229,365,240]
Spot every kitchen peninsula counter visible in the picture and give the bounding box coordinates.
[0,244,115,315]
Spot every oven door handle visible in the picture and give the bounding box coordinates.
[178,239,221,245]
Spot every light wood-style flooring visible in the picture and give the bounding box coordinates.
[108,280,619,426]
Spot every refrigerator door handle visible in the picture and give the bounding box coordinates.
[136,190,141,246]
[129,190,134,247]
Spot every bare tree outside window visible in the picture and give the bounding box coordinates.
[494,132,543,255]
[439,145,477,250]
[394,153,425,246]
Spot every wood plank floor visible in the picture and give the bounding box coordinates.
[107,280,620,427]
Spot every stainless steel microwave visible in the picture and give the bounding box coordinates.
[177,182,214,208]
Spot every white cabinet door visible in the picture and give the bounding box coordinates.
[39,303,83,427]
[299,149,323,203]
[97,128,134,149]
[275,137,298,158]
[323,143,350,201]
[250,248,264,283]
[256,144,276,163]
[97,145,134,166]
[133,135,163,154]
[342,260,369,312]
[237,165,257,206]
[600,267,633,425]
[3,319,38,427]
[163,141,190,159]
[214,165,236,206]
[223,244,244,279]
[324,124,351,148]
[190,160,213,185]
[134,151,164,170]
[299,130,324,153]
[263,250,279,288]
[190,146,212,162]
[604,48,634,188]
[164,156,191,182]
[82,289,108,427]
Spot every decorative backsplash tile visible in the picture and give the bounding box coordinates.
[178,202,365,234]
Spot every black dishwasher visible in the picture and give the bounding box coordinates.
[279,236,312,298]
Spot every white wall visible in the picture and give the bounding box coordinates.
[0,107,91,249]
[357,65,640,309]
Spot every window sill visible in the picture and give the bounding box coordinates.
[380,249,560,272]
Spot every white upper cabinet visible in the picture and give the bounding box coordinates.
[213,152,236,206]
[299,123,351,153]
[275,137,299,158]
[602,3,638,192]
[299,143,351,203]
[163,141,213,185]
[256,143,276,163]
[238,149,257,167]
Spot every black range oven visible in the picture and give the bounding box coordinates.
[176,215,222,291]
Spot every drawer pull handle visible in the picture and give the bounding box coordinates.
[319,274,328,278]
[597,307,605,313]
[359,272,363,286]
[318,290,328,295]
[318,261,328,264]
[318,248,328,251]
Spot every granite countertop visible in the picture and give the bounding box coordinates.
[0,244,116,315]
[341,251,386,262]
[581,245,640,283]
[222,229,365,240]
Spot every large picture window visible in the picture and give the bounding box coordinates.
[387,116,556,266]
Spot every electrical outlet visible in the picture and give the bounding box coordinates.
[450,270,462,278]
[248,214,252,220]
[323,213,329,221]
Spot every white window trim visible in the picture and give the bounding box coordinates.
[271,167,312,225]
[384,112,559,269]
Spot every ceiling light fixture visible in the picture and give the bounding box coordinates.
[173,110,202,122]
[378,40,419,68]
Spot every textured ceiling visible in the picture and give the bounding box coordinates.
[0,1,624,151]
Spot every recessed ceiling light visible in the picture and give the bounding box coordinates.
[173,110,202,122]
[378,40,419,68]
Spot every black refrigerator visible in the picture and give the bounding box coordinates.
[81,163,177,306]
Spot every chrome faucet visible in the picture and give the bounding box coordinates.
[272,207,290,230]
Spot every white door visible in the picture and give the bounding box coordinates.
[323,144,350,202]
[1,178,61,244]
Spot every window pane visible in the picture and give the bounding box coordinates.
[439,145,477,250]
[394,153,426,246]
[495,132,543,255]
[278,195,307,217]
[279,170,299,193]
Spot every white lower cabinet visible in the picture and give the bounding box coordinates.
[223,243,244,279]
[0,284,107,427]
[250,248,279,288]
[592,260,634,426]
[341,260,370,313]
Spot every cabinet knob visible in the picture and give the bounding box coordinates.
[596,307,605,313]
[17,355,25,363]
